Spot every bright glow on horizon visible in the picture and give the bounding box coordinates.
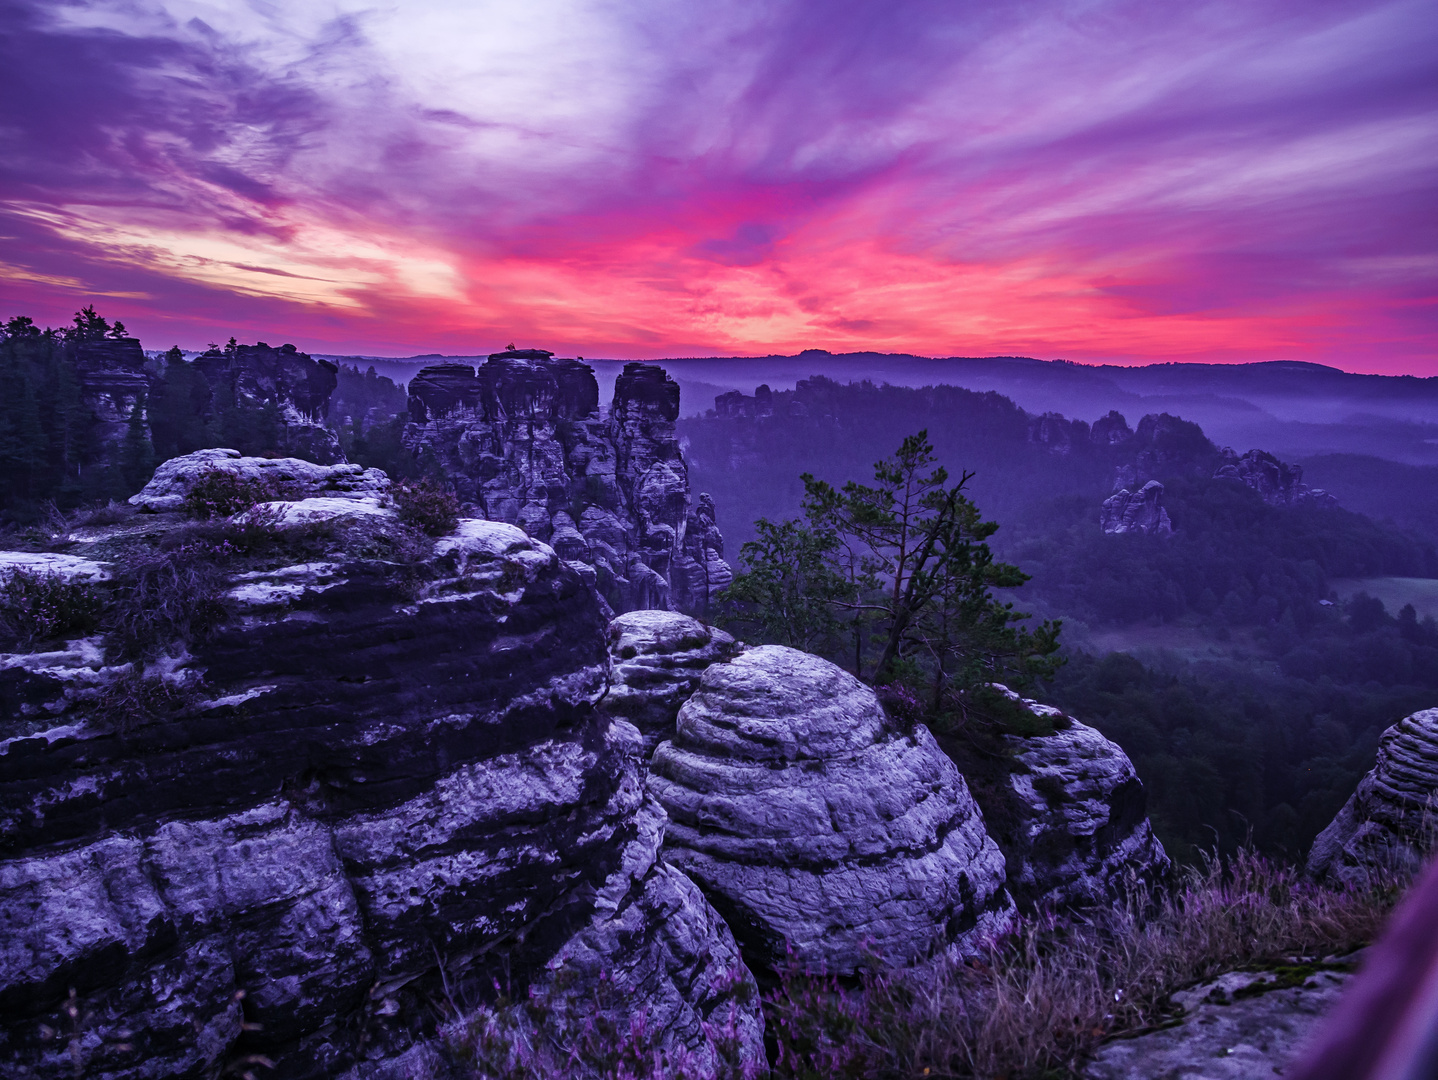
[0,0,1433,373]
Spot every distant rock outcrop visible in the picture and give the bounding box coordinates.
[1101,480,1173,536]
[404,351,729,615]
[648,645,1012,975]
[1215,448,1337,508]
[990,690,1171,911]
[193,342,344,463]
[1090,410,1134,446]
[71,337,152,470]
[1308,707,1438,886]
[0,486,760,1076]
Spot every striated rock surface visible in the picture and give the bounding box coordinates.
[1215,448,1337,508]
[129,448,390,512]
[1101,480,1173,536]
[404,352,728,615]
[0,499,758,1077]
[1308,707,1438,886]
[1083,964,1358,1080]
[605,610,742,755]
[649,646,1012,975]
[194,343,343,463]
[991,690,1170,911]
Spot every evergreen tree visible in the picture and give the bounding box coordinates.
[119,396,156,496]
[725,431,1061,696]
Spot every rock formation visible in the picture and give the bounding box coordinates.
[648,645,1012,975]
[988,690,1170,911]
[605,610,742,755]
[1215,448,1337,508]
[1308,707,1438,886]
[129,447,390,512]
[193,342,343,463]
[403,351,729,615]
[1090,410,1134,447]
[1101,480,1173,536]
[71,337,153,471]
[0,456,761,1078]
[1028,411,1089,454]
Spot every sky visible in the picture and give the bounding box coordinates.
[0,0,1434,373]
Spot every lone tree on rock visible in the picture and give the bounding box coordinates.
[724,430,1061,706]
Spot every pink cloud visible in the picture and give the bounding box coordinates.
[0,0,1433,373]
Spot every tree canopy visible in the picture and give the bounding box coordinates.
[723,430,1061,705]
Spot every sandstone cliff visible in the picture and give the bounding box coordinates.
[193,342,343,464]
[0,456,759,1078]
[403,350,730,615]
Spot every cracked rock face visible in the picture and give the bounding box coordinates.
[994,691,1170,911]
[605,610,742,755]
[1100,480,1173,536]
[129,448,391,512]
[1308,707,1438,886]
[0,505,757,1078]
[649,645,1012,975]
[403,352,729,616]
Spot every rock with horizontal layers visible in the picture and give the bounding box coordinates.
[0,508,759,1078]
[649,645,1012,975]
[605,610,742,755]
[128,448,390,512]
[1101,480,1173,536]
[1308,707,1438,886]
[403,352,728,615]
[991,689,1170,911]
[193,342,343,463]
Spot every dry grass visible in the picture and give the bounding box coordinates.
[768,849,1401,1079]
[105,549,230,661]
[0,568,103,647]
[427,850,1403,1080]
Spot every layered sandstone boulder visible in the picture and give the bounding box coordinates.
[649,646,1012,975]
[605,610,742,755]
[1308,707,1438,886]
[1101,480,1173,536]
[129,448,390,512]
[991,690,1171,911]
[0,502,759,1077]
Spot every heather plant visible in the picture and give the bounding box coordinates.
[106,549,230,661]
[391,478,461,536]
[0,569,103,647]
[182,467,281,519]
[442,964,765,1080]
[94,668,199,734]
[766,848,1401,1079]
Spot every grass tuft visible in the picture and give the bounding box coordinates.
[0,569,103,648]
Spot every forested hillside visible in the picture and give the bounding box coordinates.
[681,376,1438,861]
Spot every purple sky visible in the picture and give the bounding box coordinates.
[1,0,1434,372]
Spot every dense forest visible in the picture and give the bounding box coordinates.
[680,377,1438,862]
[0,310,417,520]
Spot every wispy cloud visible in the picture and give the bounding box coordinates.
[0,0,1433,372]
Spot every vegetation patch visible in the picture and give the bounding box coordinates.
[391,478,461,536]
[181,467,286,519]
[763,849,1394,1079]
[0,569,103,648]
[105,550,230,661]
